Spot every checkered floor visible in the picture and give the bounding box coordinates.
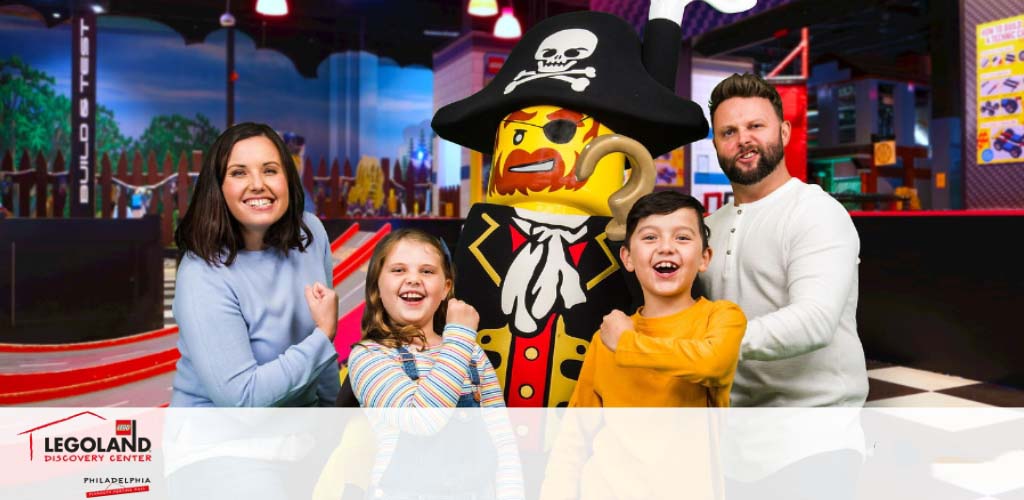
[866,359,1024,407]
[860,360,1024,499]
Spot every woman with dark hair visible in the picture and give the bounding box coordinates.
[169,121,341,407]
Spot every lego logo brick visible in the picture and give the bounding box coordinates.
[115,420,133,436]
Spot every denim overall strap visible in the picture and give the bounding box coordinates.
[398,345,480,406]
[468,358,480,386]
[395,346,419,381]
[456,358,482,408]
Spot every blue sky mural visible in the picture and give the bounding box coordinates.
[0,10,434,163]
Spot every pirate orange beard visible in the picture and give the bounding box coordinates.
[489,114,602,197]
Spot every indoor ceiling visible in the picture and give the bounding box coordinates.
[1,0,590,77]
[692,0,933,78]
[2,0,935,79]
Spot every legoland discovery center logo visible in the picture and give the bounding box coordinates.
[17,411,153,463]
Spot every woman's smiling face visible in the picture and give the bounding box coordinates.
[220,135,290,249]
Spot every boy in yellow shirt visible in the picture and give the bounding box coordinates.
[570,190,746,407]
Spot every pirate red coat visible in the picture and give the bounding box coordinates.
[454,203,639,407]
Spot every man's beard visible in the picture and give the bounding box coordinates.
[718,134,785,186]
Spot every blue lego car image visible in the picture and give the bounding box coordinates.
[992,128,1023,158]
[1002,98,1019,115]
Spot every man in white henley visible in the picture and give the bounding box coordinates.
[704,73,868,407]
[703,73,868,499]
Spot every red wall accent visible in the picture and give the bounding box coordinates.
[776,82,807,182]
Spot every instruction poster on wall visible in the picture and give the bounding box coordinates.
[977,14,1024,164]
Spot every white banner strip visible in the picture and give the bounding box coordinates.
[2,407,1023,499]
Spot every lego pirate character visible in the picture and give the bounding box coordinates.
[432,4,729,407]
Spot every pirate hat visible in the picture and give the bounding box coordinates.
[432,10,708,157]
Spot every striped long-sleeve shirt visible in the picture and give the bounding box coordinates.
[347,324,504,408]
[347,325,523,499]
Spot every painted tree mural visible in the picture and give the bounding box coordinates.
[0,56,129,159]
[133,113,220,162]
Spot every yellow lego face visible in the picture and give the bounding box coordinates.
[489,105,624,216]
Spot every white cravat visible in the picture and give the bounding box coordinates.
[501,215,588,334]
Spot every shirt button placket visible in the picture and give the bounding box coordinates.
[725,206,741,267]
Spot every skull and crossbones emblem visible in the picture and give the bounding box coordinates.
[504,28,598,95]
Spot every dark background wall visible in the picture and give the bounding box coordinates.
[0,217,163,344]
[854,213,1024,388]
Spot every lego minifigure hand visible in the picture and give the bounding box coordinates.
[648,0,757,23]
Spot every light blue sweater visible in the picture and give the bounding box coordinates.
[170,212,341,407]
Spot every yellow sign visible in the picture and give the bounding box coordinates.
[654,147,686,187]
[873,140,896,167]
[976,14,1024,165]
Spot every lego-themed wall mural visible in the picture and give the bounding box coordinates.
[0,10,434,173]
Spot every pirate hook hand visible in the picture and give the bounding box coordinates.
[648,0,758,23]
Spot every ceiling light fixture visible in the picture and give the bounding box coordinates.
[468,0,498,17]
[255,0,288,16]
[492,6,521,39]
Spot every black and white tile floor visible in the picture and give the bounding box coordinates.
[866,359,1024,407]
[861,360,1024,499]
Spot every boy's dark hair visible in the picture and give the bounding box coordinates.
[175,122,312,266]
[708,73,784,125]
[624,190,711,249]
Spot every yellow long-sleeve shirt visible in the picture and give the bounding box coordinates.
[569,297,747,407]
